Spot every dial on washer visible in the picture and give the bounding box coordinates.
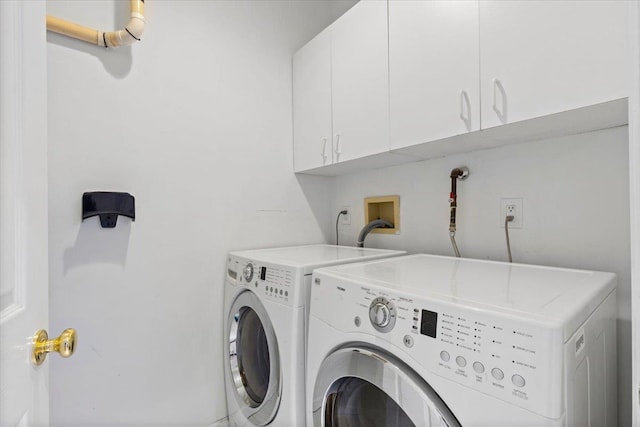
[369,297,396,333]
[243,263,254,282]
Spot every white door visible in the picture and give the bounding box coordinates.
[293,28,333,172]
[331,0,389,163]
[0,1,50,425]
[389,0,480,150]
[479,0,628,129]
[631,2,640,424]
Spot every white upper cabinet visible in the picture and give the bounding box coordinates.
[389,0,480,150]
[293,29,332,172]
[293,0,629,175]
[330,0,389,163]
[293,1,389,172]
[480,0,628,129]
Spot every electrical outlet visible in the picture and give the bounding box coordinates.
[341,206,351,225]
[500,198,523,229]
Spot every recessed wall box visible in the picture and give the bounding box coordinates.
[364,195,400,234]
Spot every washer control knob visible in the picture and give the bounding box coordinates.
[368,297,396,332]
[371,303,390,327]
[243,263,254,282]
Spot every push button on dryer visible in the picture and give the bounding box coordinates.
[455,356,467,368]
[472,361,485,374]
[440,351,450,362]
[491,368,504,381]
[403,335,414,348]
[512,374,526,387]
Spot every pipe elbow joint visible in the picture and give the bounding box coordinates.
[450,166,469,180]
[126,16,145,40]
[99,16,145,47]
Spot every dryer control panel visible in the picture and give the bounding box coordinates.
[227,256,296,307]
[310,272,564,420]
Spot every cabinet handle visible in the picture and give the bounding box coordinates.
[321,137,328,164]
[334,133,341,161]
[459,90,471,131]
[492,78,507,123]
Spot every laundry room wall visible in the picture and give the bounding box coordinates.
[332,125,632,425]
[46,1,354,425]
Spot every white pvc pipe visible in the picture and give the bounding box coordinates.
[46,0,145,48]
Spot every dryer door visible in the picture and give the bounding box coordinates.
[312,346,460,427]
[227,290,281,425]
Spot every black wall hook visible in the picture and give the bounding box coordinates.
[82,192,135,228]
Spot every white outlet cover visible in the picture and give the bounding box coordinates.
[500,198,523,228]
[341,206,351,225]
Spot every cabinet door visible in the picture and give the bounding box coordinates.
[293,29,332,172]
[480,0,628,130]
[389,0,480,150]
[331,0,389,163]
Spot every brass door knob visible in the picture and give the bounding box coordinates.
[32,328,77,366]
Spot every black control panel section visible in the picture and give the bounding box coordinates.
[260,266,267,281]
[420,310,438,338]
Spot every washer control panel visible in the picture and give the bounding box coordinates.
[227,256,294,306]
[431,311,542,394]
[311,274,563,419]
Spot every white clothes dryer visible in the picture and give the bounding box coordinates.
[223,245,405,427]
[306,254,617,427]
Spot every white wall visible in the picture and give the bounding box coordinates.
[332,126,631,425]
[46,1,350,425]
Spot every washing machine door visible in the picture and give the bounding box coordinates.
[312,346,461,427]
[227,290,281,425]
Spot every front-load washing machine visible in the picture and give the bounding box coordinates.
[307,254,617,426]
[223,244,405,426]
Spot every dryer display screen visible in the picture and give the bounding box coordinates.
[420,310,438,338]
[260,266,267,280]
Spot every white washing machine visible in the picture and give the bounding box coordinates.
[306,254,617,426]
[223,244,405,427]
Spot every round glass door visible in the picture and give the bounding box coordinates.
[312,346,461,427]
[324,377,414,427]
[235,307,270,406]
[228,291,281,425]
